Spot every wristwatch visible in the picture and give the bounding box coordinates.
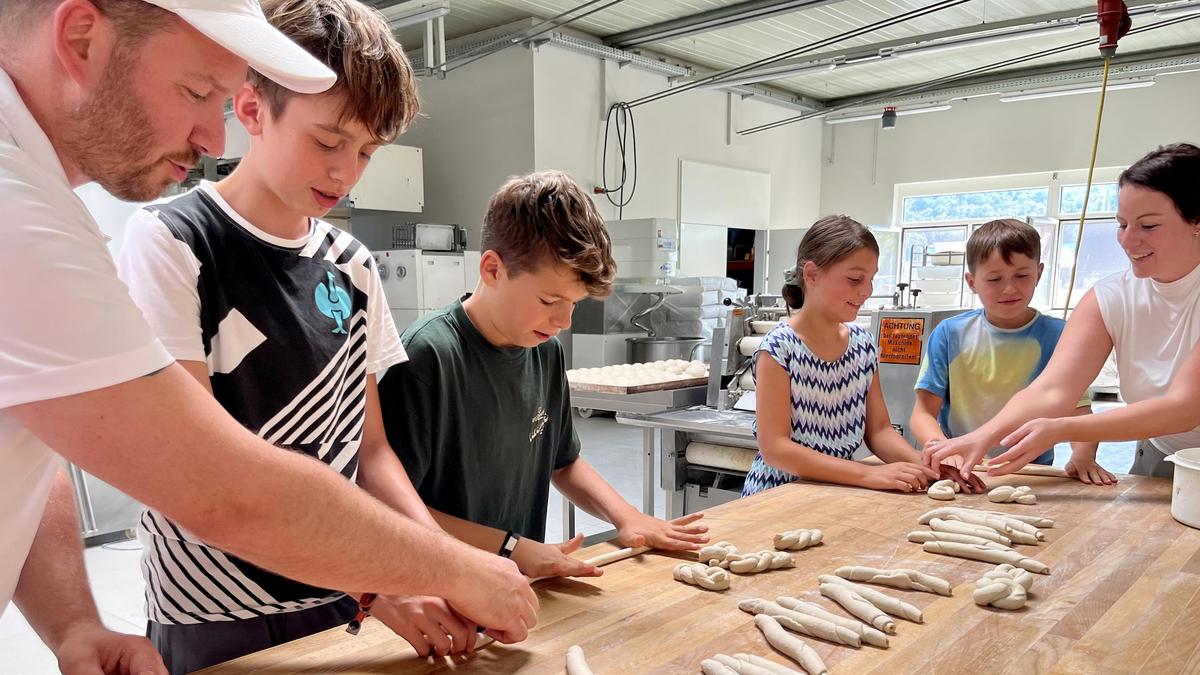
[498,530,521,558]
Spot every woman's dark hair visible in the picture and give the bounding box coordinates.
[782,215,879,310]
[1119,143,1200,224]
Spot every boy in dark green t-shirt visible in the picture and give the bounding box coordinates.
[379,171,708,578]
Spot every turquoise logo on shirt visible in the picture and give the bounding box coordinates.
[314,271,351,334]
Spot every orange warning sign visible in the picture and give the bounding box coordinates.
[878,317,926,365]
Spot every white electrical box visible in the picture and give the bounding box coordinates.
[352,145,424,213]
[375,249,476,331]
[608,218,679,279]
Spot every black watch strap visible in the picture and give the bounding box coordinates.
[498,530,520,558]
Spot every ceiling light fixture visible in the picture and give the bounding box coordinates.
[881,106,898,130]
[1155,1,1200,18]
[825,103,952,125]
[998,78,1155,102]
[900,21,1080,57]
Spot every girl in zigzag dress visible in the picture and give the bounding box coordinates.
[744,215,958,496]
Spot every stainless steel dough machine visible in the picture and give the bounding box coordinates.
[626,295,792,518]
[704,294,789,412]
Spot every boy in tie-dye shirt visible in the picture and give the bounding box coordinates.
[910,219,1114,483]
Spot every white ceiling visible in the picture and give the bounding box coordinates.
[387,0,1200,103]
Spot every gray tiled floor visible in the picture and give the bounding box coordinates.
[0,407,1139,672]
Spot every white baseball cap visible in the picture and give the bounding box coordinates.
[143,0,337,94]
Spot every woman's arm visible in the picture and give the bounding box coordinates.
[927,291,1114,473]
[993,343,1200,472]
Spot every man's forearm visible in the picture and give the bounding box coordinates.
[12,365,468,601]
[13,470,102,653]
[431,509,506,552]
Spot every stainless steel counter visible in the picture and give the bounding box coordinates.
[616,405,755,439]
[566,386,707,541]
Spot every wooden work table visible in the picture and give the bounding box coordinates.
[200,470,1200,674]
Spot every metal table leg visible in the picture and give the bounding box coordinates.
[562,496,576,542]
[642,427,655,516]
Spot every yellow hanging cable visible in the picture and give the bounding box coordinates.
[1061,55,1112,320]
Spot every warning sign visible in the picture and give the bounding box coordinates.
[878,317,926,365]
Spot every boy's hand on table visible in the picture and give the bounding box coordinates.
[372,595,477,657]
[1065,454,1118,485]
[512,534,602,579]
[615,512,709,551]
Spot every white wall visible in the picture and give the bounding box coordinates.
[397,47,537,248]
[532,45,825,231]
[819,71,1200,225]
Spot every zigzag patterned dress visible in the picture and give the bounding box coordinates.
[742,322,878,496]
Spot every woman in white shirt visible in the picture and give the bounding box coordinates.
[927,143,1200,479]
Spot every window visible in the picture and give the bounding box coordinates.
[901,187,1049,224]
[1053,220,1126,309]
[1059,182,1119,216]
[893,168,1127,314]
[899,226,968,308]
[870,227,900,298]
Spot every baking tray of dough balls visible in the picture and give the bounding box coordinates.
[567,360,709,388]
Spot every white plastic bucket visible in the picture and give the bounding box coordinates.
[1164,448,1200,529]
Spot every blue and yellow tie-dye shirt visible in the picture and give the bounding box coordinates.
[915,308,1088,453]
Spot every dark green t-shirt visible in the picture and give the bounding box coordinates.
[378,299,580,542]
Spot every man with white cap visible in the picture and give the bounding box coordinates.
[0,2,538,672]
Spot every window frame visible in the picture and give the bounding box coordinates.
[891,167,1126,316]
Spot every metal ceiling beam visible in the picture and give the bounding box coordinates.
[604,0,842,50]
[738,12,1200,134]
[674,5,1093,86]
[823,43,1200,108]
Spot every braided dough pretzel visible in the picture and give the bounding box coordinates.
[773,529,823,551]
[926,479,960,500]
[973,564,1034,609]
[988,485,1038,505]
[673,562,731,590]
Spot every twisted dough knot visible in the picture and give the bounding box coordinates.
[673,563,731,591]
[973,564,1034,609]
[987,485,1037,504]
[727,550,795,574]
[927,479,960,501]
[698,541,740,567]
[773,528,823,551]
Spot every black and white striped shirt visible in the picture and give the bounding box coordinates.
[117,182,405,624]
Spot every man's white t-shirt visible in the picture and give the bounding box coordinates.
[0,68,172,612]
[1094,263,1200,455]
